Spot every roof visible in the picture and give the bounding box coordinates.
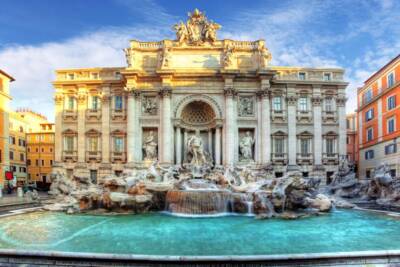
[363,54,400,85]
[0,69,15,81]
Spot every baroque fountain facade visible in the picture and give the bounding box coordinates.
[48,9,353,217]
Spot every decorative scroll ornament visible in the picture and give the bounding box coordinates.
[173,9,221,45]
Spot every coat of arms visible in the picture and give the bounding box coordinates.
[173,9,221,45]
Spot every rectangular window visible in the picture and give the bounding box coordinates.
[90,170,97,184]
[298,97,308,111]
[27,159,31,166]
[20,153,24,161]
[273,97,282,111]
[67,96,75,110]
[385,144,397,155]
[35,159,39,166]
[91,73,99,79]
[300,139,309,155]
[388,72,395,88]
[298,72,306,80]
[9,151,14,160]
[367,127,373,141]
[323,73,331,81]
[88,137,98,152]
[91,96,99,110]
[64,136,74,151]
[114,137,124,152]
[387,95,396,110]
[365,108,374,121]
[115,96,123,110]
[324,97,334,111]
[274,138,284,154]
[365,150,374,160]
[41,160,44,166]
[364,89,373,104]
[326,139,335,155]
[388,117,396,133]
[68,73,74,80]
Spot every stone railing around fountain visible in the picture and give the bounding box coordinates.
[46,162,333,219]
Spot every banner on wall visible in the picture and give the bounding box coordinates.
[5,171,13,180]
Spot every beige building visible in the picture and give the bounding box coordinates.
[53,10,347,183]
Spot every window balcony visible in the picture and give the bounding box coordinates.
[63,109,77,120]
[322,153,339,165]
[111,151,126,163]
[86,151,102,163]
[62,150,77,162]
[271,153,288,164]
[86,109,101,120]
[111,109,126,120]
[296,110,312,122]
[322,111,337,123]
[296,153,313,165]
[271,109,286,122]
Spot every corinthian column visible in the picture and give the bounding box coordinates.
[337,95,347,158]
[54,93,64,163]
[312,94,323,166]
[258,90,271,164]
[286,94,298,169]
[224,87,237,166]
[160,88,173,164]
[77,90,87,163]
[101,88,110,163]
[127,89,142,164]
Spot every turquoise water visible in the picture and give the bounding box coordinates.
[0,210,400,256]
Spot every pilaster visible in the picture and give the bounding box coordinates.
[77,87,87,163]
[159,87,173,164]
[312,86,323,167]
[101,87,111,163]
[286,92,298,169]
[54,91,64,163]
[337,94,347,158]
[223,85,237,166]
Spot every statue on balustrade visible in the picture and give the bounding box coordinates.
[143,131,158,160]
[239,131,255,161]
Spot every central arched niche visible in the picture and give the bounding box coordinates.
[181,100,216,127]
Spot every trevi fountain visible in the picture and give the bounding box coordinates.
[1,9,400,267]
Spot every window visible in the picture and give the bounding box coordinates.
[274,138,284,154]
[67,96,75,110]
[365,150,374,160]
[90,170,97,184]
[365,108,374,121]
[323,73,331,81]
[346,137,349,144]
[273,97,282,111]
[88,137,99,152]
[388,117,396,133]
[41,160,44,166]
[388,72,395,88]
[0,149,2,163]
[115,71,121,79]
[115,96,123,110]
[91,96,99,110]
[19,126,24,133]
[300,139,310,156]
[387,95,396,110]
[50,148,53,153]
[298,72,306,80]
[364,89,373,104]
[9,151,14,160]
[326,139,335,155]
[9,136,15,145]
[366,170,371,179]
[298,97,308,111]
[64,136,74,151]
[114,137,124,152]
[20,153,24,161]
[385,144,397,155]
[41,148,44,153]
[91,73,99,79]
[367,127,373,141]
[35,159,39,166]
[68,73,74,80]
[324,97,334,111]
[50,160,53,166]
[27,159,31,166]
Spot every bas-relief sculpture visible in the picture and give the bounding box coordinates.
[238,97,254,116]
[142,97,157,115]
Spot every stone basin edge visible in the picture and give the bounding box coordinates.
[0,249,399,262]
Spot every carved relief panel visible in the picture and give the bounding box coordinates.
[142,96,158,116]
[238,96,255,117]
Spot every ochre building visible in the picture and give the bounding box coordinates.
[53,10,348,183]
[27,122,55,187]
[0,70,14,188]
[357,54,400,178]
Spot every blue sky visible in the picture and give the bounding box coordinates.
[1,0,399,121]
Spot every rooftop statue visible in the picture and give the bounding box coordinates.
[173,8,221,45]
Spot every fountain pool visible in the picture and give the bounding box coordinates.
[0,210,400,256]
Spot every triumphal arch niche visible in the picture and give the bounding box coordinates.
[54,9,348,181]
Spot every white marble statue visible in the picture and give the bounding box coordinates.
[143,131,157,160]
[187,129,207,166]
[239,131,255,161]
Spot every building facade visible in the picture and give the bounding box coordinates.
[8,111,29,185]
[346,113,358,173]
[27,123,55,188]
[0,70,14,189]
[53,10,348,183]
[357,54,400,178]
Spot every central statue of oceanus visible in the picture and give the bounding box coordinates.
[187,129,208,166]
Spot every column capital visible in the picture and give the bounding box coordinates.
[224,87,237,97]
[286,95,298,105]
[159,87,172,98]
[336,97,347,107]
[311,96,323,106]
[54,94,64,105]
[77,93,87,104]
[256,89,270,99]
